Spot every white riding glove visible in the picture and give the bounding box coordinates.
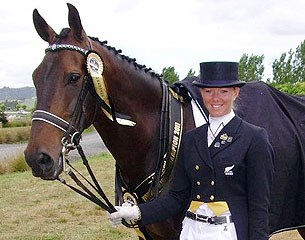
[108,202,141,227]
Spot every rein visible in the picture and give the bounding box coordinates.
[34,41,183,239]
[33,43,119,215]
[33,42,153,235]
[116,86,184,205]
[32,109,117,211]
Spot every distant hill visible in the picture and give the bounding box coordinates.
[0,87,36,101]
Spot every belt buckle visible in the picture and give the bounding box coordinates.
[210,216,227,225]
[207,216,216,224]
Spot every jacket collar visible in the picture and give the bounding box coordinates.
[209,115,242,158]
[193,115,242,168]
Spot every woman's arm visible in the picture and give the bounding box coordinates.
[247,128,274,240]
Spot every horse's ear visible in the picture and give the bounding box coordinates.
[67,3,85,42]
[33,9,57,43]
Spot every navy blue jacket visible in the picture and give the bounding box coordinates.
[139,116,274,240]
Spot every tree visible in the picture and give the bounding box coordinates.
[0,103,5,111]
[186,68,196,77]
[239,54,265,81]
[271,40,305,84]
[162,66,179,83]
[272,50,295,84]
[293,40,305,82]
[15,103,21,111]
[4,100,18,110]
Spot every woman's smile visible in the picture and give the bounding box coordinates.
[201,87,240,117]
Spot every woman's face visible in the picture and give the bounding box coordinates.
[201,87,240,117]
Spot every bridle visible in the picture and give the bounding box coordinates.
[32,43,91,146]
[31,40,183,240]
[32,42,120,215]
[32,42,157,238]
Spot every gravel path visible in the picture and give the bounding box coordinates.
[0,131,108,162]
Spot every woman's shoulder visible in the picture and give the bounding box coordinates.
[184,124,207,137]
[239,118,269,139]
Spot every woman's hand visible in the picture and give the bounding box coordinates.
[107,202,141,227]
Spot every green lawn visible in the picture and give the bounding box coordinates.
[0,153,137,240]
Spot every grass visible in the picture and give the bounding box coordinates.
[3,118,32,128]
[0,125,96,144]
[0,152,302,240]
[0,152,137,240]
[0,152,30,175]
[271,230,302,240]
[8,152,31,172]
[0,126,31,144]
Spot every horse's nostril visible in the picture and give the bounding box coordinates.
[38,153,53,172]
[25,149,59,179]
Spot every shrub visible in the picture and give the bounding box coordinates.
[0,111,8,125]
[0,162,8,175]
[0,126,31,144]
[270,82,305,95]
[3,119,31,128]
[8,153,30,173]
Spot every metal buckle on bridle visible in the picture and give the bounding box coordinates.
[61,136,75,151]
[61,135,77,170]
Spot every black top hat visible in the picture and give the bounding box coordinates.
[193,61,246,88]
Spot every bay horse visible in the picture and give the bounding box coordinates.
[25,3,305,239]
[25,3,195,239]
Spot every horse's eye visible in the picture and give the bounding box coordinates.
[68,73,81,83]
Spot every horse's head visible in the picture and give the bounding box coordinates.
[25,3,97,180]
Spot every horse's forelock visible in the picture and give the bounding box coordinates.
[59,28,71,38]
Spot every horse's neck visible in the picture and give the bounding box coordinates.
[94,111,159,187]
[90,43,197,186]
[92,70,162,186]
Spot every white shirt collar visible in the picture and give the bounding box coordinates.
[208,110,235,128]
[207,110,235,147]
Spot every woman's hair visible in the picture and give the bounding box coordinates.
[232,87,241,111]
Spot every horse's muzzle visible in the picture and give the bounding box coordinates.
[24,149,63,180]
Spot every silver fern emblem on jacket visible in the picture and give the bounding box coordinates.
[224,165,235,176]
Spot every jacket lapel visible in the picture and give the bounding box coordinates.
[209,116,242,158]
[193,124,214,169]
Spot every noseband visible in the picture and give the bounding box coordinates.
[32,109,82,152]
[31,42,141,229]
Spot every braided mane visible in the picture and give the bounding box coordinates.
[89,36,162,80]
[58,28,163,80]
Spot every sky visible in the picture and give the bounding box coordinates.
[1,0,305,88]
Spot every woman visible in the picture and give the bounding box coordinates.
[109,61,274,240]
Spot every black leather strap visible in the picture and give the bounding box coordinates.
[186,211,233,225]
